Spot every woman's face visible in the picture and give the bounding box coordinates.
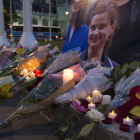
[88,12,115,49]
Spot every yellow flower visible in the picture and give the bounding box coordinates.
[6,92,13,98]
[16,48,23,55]
[1,84,11,93]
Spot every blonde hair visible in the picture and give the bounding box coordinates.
[90,0,119,54]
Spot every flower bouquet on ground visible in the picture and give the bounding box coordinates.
[0,79,75,129]
[104,61,140,111]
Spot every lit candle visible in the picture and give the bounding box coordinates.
[137,124,140,131]
[92,89,100,103]
[76,99,81,105]
[86,95,92,102]
[123,116,133,126]
[63,69,74,85]
[108,110,117,119]
[102,95,111,104]
[88,102,95,110]
[22,69,28,76]
[26,76,30,82]
[30,72,35,80]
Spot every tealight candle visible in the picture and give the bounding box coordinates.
[88,102,95,110]
[92,89,100,103]
[63,69,74,85]
[108,110,117,119]
[26,76,30,82]
[22,69,28,76]
[86,95,92,102]
[102,95,111,104]
[137,124,140,131]
[76,99,81,105]
[30,72,35,80]
[123,116,133,126]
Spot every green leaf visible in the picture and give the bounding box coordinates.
[129,61,140,70]
[61,126,68,132]
[77,123,95,137]
[123,63,129,69]
[115,66,122,73]
[104,73,112,79]
[118,68,127,77]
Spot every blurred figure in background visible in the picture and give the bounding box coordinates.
[62,0,89,53]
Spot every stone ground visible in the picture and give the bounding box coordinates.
[0,93,60,140]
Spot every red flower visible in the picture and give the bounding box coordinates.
[27,76,44,92]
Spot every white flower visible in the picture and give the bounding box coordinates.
[86,109,105,122]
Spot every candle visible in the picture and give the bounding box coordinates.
[22,69,28,76]
[76,99,81,105]
[102,95,111,104]
[86,95,92,102]
[88,102,95,110]
[123,116,133,126]
[30,72,35,80]
[26,76,30,82]
[108,110,117,119]
[63,69,74,85]
[137,124,140,131]
[92,89,100,103]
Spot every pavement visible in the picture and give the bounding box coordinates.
[0,93,60,140]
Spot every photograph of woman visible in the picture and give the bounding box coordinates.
[80,0,119,69]
[86,0,140,65]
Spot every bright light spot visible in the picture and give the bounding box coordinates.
[112,110,114,115]
[56,36,58,38]
[10,34,12,37]
[76,99,78,102]
[61,37,63,40]
[91,102,93,105]
[127,116,129,121]
[45,39,47,41]
[65,11,69,15]
[88,95,91,99]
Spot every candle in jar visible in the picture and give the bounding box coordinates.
[88,102,95,110]
[123,116,133,126]
[86,95,92,102]
[102,95,111,104]
[137,124,140,131]
[26,76,30,82]
[22,69,28,76]
[92,89,100,103]
[63,69,74,85]
[30,72,35,80]
[108,110,117,119]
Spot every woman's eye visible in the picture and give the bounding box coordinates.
[99,24,106,29]
[90,25,96,30]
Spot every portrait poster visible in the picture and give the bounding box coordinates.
[63,0,140,68]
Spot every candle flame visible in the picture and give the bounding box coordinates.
[21,71,23,74]
[91,102,93,105]
[88,95,91,99]
[95,89,97,92]
[26,76,30,79]
[127,116,129,121]
[101,67,103,69]
[76,99,78,102]
[112,110,114,115]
